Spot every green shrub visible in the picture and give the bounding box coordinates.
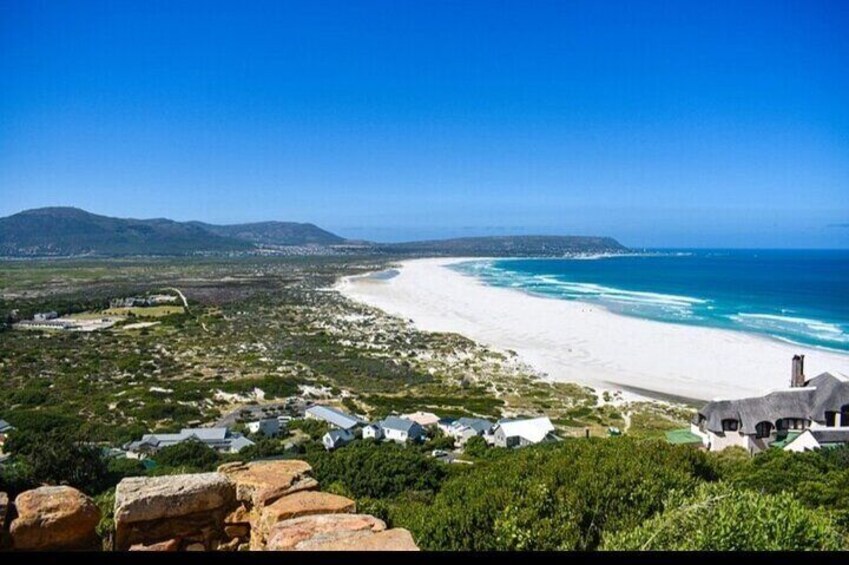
[306,440,447,500]
[392,439,713,550]
[603,482,844,550]
[155,439,220,472]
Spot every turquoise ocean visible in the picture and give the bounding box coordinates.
[450,250,849,353]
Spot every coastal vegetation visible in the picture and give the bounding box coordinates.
[2,256,845,550]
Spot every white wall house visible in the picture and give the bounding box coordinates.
[362,424,383,440]
[322,429,354,451]
[492,417,556,448]
[380,416,424,444]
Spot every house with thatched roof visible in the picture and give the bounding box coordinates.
[691,356,849,454]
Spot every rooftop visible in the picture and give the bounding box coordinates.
[698,372,849,435]
[496,417,555,443]
[305,405,364,430]
[381,416,422,434]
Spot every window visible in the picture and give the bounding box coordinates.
[721,419,739,432]
[755,421,773,439]
[826,411,838,427]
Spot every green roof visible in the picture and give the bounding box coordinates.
[665,428,703,445]
[770,431,802,449]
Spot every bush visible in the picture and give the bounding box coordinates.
[3,429,110,495]
[603,482,844,550]
[306,440,447,500]
[392,438,714,551]
[155,439,220,472]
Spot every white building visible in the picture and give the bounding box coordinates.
[362,423,383,440]
[492,417,556,448]
[323,429,354,451]
[379,416,425,444]
[247,418,281,437]
[441,417,495,446]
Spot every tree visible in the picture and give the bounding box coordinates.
[155,439,220,472]
[306,440,447,499]
[603,482,844,551]
[463,436,488,458]
[3,429,109,495]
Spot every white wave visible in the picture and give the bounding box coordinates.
[734,313,845,335]
[730,313,849,343]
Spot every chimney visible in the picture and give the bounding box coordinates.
[791,355,805,388]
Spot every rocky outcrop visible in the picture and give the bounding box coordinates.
[0,459,417,552]
[300,528,420,551]
[114,472,235,551]
[265,513,387,550]
[218,460,317,507]
[255,491,356,548]
[129,538,180,551]
[9,486,101,551]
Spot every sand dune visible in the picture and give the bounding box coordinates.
[336,258,849,402]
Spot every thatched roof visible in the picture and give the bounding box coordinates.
[697,372,849,435]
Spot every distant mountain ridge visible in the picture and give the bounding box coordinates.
[374,235,628,257]
[0,207,339,257]
[0,207,629,257]
[189,220,344,246]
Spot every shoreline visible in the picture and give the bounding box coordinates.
[336,257,849,403]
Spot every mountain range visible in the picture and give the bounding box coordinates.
[0,207,628,257]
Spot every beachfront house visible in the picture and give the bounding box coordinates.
[322,429,354,451]
[492,416,557,448]
[362,423,383,440]
[400,411,441,428]
[305,405,365,431]
[441,417,495,446]
[690,356,849,454]
[125,427,255,459]
[380,416,425,444]
[247,418,281,437]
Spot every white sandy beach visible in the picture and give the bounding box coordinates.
[336,258,849,402]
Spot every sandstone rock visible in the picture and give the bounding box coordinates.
[186,542,205,551]
[298,528,420,551]
[114,472,235,551]
[265,514,386,551]
[260,491,355,532]
[224,504,250,525]
[224,524,250,540]
[129,538,180,551]
[10,486,101,551]
[115,473,234,524]
[218,460,317,507]
[217,537,241,551]
[255,491,355,548]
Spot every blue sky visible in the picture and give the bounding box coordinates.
[1,1,848,248]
